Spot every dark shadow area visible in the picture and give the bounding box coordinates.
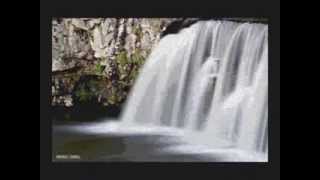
[161,18,268,37]
[161,18,199,37]
[51,104,121,123]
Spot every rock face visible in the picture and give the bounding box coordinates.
[52,18,177,107]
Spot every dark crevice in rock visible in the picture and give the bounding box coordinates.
[119,19,127,50]
[160,18,200,38]
[210,18,268,24]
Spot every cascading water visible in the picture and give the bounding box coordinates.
[120,20,268,159]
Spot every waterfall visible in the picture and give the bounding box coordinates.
[120,20,268,157]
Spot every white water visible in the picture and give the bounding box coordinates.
[120,20,268,160]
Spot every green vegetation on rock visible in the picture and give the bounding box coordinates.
[74,86,93,103]
[95,62,105,75]
[132,49,145,66]
[116,51,128,67]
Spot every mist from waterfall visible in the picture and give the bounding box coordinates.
[120,20,268,159]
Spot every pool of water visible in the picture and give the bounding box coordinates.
[52,121,267,162]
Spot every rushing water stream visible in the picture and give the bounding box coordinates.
[53,20,268,162]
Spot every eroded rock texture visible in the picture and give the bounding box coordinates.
[52,18,177,107]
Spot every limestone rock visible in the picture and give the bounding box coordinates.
[51,18,178,107]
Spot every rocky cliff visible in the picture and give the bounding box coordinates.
[52,18,180,108]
